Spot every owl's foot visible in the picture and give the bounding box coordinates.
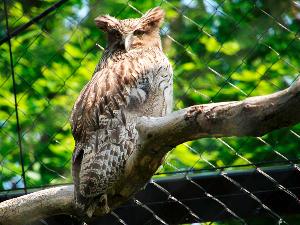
[100,194,110,214]
[86,203,97,218]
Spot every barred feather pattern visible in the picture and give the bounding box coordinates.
[70,45,173,212]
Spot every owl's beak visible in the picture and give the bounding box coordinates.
[122,33,133,52]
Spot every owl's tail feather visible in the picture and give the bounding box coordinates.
[73,192,98,225]
[75,194,96,215]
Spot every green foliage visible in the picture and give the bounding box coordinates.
[0,0,299,212]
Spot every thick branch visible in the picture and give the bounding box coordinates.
[137,78,300,150]
[0,185,75,225]
[0,79,299,225]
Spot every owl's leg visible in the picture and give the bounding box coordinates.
[99,194,110,214]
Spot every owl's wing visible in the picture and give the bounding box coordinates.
[71,62,136,199]
[70,64,132,143]
[70,51,170,200]
[70,50,172,143]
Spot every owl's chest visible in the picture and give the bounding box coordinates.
[127,65,173,117]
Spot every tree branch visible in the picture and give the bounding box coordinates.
[137,78,300,151]
[0,185,75,225]
[0,78,299,225]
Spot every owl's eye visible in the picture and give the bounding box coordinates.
[109,29,121,37]
[133,29,145,36]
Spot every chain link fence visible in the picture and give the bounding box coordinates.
[1,0,300,224]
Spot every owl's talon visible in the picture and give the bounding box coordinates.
[86,204,96,218]
[100,194,110,214]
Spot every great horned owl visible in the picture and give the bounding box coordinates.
[70,7,173,218]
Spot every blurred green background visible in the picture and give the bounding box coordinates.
[0,0,300,224]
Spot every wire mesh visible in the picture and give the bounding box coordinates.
[1,0,300,224]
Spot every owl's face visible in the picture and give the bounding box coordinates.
[95,7,164,52]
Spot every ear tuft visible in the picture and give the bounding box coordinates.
[142,7,165,28]
[94,15,119,31]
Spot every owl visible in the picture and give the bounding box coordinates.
[70,7,173,218]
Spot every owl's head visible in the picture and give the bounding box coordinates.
[95,7,164,52]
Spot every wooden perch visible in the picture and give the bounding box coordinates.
[0,78,299,225]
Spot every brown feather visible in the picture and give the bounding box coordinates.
[71,7,173,216]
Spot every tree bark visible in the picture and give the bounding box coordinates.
[0,186,75,225]
[0,78,299,225]
[138,77,300,150]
